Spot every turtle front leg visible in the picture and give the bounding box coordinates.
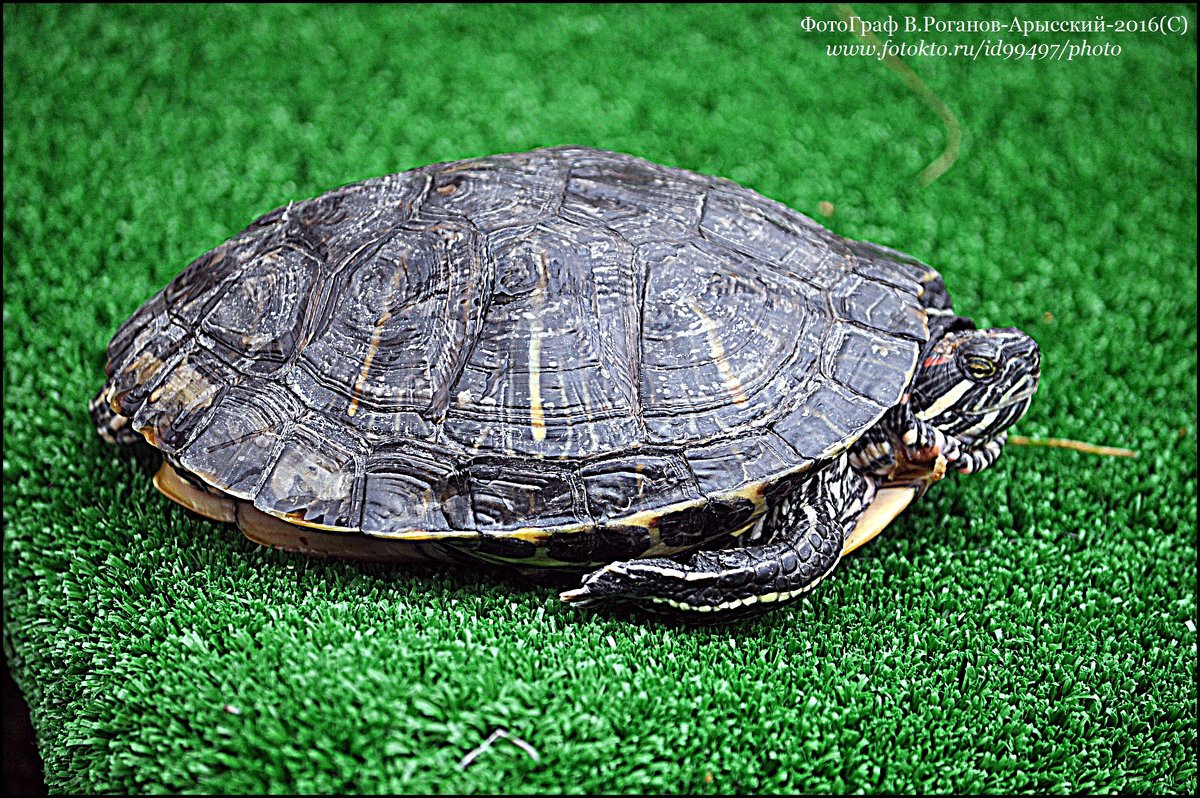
[560,457,871,618]
[896,409,1010,476]
[851,404,963,484]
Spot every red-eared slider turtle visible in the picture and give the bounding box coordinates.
[91,146,1040,617]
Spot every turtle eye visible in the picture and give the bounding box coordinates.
[963,355,998,382]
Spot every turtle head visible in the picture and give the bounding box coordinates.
[911,327,1041,446]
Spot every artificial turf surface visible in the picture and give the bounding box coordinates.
[3,3,1196,793]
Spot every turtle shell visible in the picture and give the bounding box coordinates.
[96,146,932,565]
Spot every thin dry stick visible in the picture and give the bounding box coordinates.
[1008,435,1138,458]
[832,4,962,185]
[458,728,540,770]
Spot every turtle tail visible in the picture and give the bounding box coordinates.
[90,387,142,446]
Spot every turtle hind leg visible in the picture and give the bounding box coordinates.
[561,458,866,619]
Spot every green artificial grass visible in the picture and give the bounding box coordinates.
[4,3,1196,793]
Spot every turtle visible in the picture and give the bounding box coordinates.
[90,146,1041,618]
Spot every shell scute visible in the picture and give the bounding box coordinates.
[829,272,927,341]
[421,150,567,231]
[699,186,816,264]
[440,216,641,459]
[253,411,367,530]
[108,320,192,421]
[824,322,921,407]
[684,431,807,496]
[577,523,654,565]
[637,236,827,446]
[361,441,473,536]
[298,218,489,422]
[131,348,232,455]
[177,380,302,499]
[286,171,431,258]
[579,452,703,521]
[772,379,886,461]
[466,459,590,531]
[199,245,320,373]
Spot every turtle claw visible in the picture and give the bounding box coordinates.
[559,563,631,607]
[939,434,963,464]
[557,588,601,607]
